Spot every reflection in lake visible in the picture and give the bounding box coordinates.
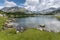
[15,15,60,32]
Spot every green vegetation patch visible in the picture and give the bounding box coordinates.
[0,29,60,40]
[0,16,7,28]
[55,16,60,20]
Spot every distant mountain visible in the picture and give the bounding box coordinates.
[1,6,28,12]
[0,10,5,14]
[39,7,57,14]
[1,6,60,15]
[28,7,57,14]
[55,8,60,12]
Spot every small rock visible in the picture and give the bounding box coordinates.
[16,31,19,33]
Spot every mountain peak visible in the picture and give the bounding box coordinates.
[1,6,26,12]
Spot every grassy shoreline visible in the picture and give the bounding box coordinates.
[0,29,60,40]
[0,16,60,40]
[0,16,7,28]
[55,16,60,19]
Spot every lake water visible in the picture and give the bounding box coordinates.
[15,15,60,32]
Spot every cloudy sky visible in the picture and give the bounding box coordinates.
[0,0,25,9]
[24,0,60,11]
[0,0,60,11]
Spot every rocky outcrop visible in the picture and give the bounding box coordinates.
[3,19,25,33]
[37,24,45,31]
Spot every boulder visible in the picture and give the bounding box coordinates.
[39,24,45,28]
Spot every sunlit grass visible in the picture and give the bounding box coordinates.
[0,29,59,40]
[0,16,7,28]
[55,16,60,19]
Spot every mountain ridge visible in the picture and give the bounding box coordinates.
[1,6,60,15]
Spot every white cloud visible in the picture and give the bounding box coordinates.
[0,6,4,9]
[24,0,60,11]
[0,0,17,9]
[4,0,17,7]
[25,0,39,5]
[24,0,39,11]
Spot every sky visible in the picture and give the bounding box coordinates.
[0,0,60,11]
[25,0,60,11]
[0,0,25,9]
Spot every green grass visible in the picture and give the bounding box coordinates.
[55,16,60,19]
[0,16,7,28]
[0,29,60,40]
